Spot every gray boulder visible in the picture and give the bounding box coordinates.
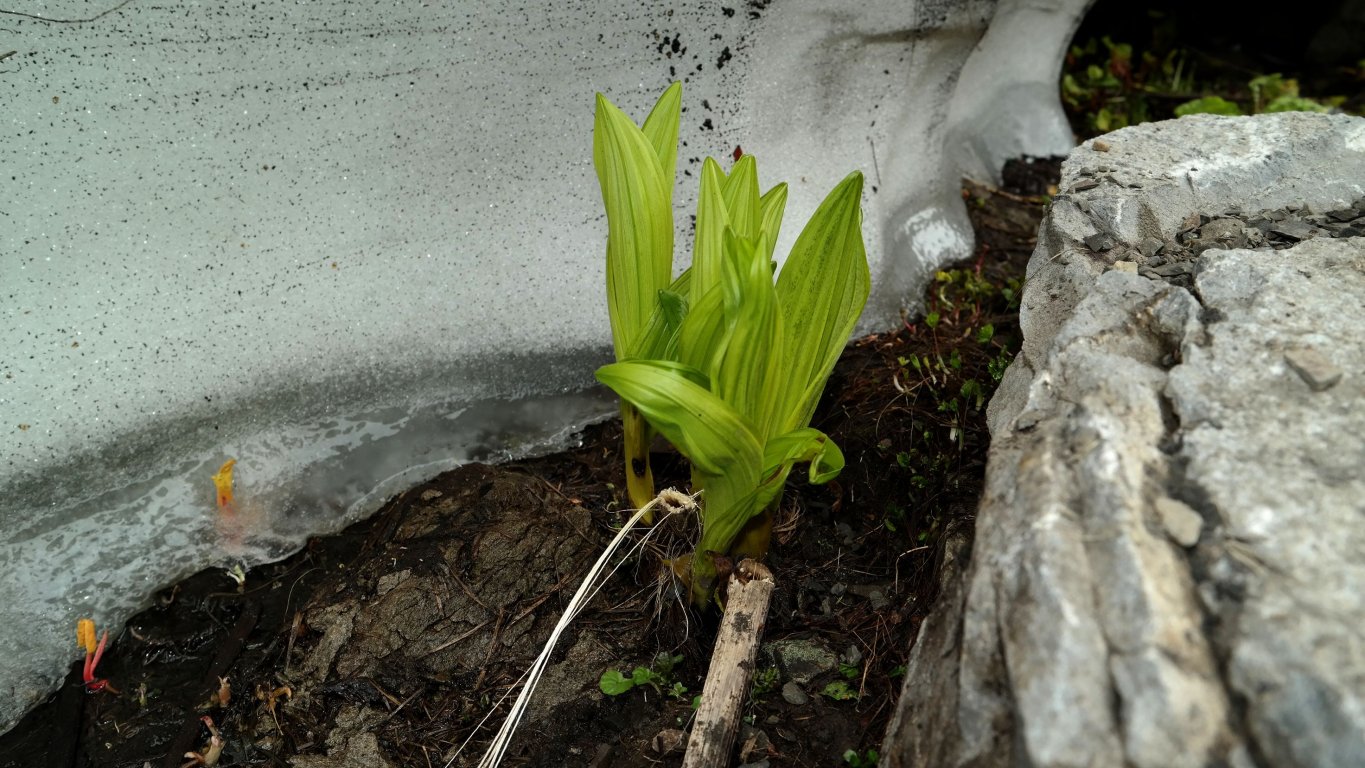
[883,113,1365,767]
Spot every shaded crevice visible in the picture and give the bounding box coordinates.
[1166,448,1275,768]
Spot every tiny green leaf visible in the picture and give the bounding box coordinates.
[599,669,634,696]
[822,681,857,700]
[631,666,657,688]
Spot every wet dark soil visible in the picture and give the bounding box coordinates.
[0,159,1058,768]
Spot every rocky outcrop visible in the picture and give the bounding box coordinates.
[882,113,1365,767]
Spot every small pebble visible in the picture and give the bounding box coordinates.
[1138,236,1165,259]
[1084,232,1116,252]
[1156,498,1203,547]
[1112,260,1137,274]
[1284,348,1342,392]
[781,682,810,706]
[1092,139,1111,152]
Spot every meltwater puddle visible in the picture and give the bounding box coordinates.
[0,386,615,733]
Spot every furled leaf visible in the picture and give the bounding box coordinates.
[640,82,682,202]
[758,182,789,265]
[712,229,781,430]
[76,618,97,654]
[631,268,692,361]
[594,92,675,361]
[595,85,682,515]
[677,282,729,379]
[721,154,760,241]
[691,158,729,304]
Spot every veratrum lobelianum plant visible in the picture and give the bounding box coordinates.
[593,83,869,606]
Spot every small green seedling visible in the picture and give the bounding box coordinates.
[821,680,857,701]
[598,652,688,700]
[843,748,880,767]
[751,666,781,697]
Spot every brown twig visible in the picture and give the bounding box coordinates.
[683,560,776,768]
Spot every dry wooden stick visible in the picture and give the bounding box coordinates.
[683,559,775,768]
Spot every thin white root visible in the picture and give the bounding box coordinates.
[452,488,699,768]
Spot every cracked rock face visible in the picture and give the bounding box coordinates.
[882,113,1365,768]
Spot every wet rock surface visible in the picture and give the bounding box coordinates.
[884,113,1365,767]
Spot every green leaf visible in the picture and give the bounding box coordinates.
[631,666,658,688]
[596,85,681,514]
[1173,96,1242,117]
[821,681,857,700]
[1264,95,1329,114]
[755,428,844,511]
[772,171,870,436]
[654,652,683,675]
[692,475,765,585]
[594,91,676,360]
[599,669,634,695]
[595,360,762,479]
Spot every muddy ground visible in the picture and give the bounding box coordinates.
[0,159,1058,768]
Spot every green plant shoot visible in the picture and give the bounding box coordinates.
[593,83,682,520]
[594,86,869,604]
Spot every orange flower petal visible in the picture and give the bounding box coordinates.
[211,459,236,508]
[76,618,96,654]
